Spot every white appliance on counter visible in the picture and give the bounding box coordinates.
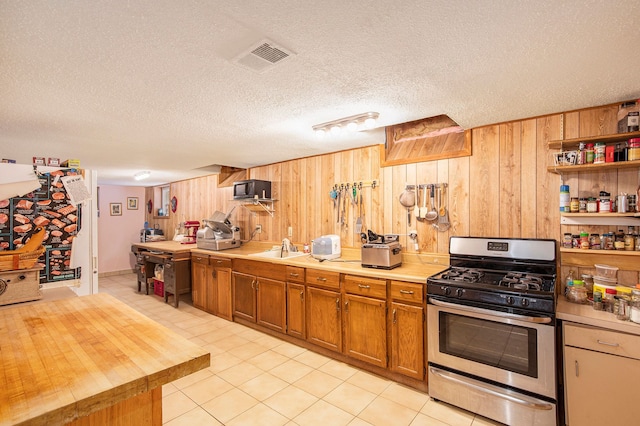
[311,234,341,260]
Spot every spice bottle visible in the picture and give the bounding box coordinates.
[599,191,611,213]
[580,231,590,249]
[594,142,606,164]
[614,230,626,250]
[604,288,617,313]
[625,227,636,251]
[570,197,580,213]
[593,291,603,311]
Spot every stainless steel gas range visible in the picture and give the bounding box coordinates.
[427,237,558,426]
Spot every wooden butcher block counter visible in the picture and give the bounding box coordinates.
[0,293,210,426]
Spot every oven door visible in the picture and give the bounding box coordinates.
[427,298,556,399]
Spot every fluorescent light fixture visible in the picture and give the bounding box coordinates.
[312,112,379,136]
[134,171,151,181]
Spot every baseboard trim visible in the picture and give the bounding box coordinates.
[99,269,135,278]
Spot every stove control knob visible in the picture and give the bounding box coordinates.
[506,296,515,305]
[521,298,530,307]
[455,288,464,297]
[443,287,452,296]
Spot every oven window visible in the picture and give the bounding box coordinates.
[439,312,538,377]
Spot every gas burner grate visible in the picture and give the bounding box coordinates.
[499,273,543,291]
[441,267,485,283]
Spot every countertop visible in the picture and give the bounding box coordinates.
[0,293,210,425]
[186,242,449,283]
[557,297,640,336]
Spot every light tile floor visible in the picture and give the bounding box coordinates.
[96,273,504,426]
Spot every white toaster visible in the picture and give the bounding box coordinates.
[311,235,341,260]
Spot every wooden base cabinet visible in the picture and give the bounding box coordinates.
[343,275,387,368]
[389,281,425,380]
[306,269,342,352]
[563,322,640,426]
[233,259,287,333]
[286,266,306,339]
[191,254,232,320]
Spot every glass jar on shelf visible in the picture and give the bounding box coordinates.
[630,286,640,324]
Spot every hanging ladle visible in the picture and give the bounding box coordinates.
[425,184,438,222]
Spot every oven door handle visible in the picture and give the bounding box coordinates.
[429,367,554,411]
[428,298,552,324]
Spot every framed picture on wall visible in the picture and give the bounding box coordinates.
[110,203,122,216]
[127,197,138,210]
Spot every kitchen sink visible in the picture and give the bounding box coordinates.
[248,250,308,259]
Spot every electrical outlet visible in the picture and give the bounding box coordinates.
[256,224,262,234]
[288,226,293,237]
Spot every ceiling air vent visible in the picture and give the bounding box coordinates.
[232,39,295,73]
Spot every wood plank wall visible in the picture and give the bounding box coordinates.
[145,102,639,283]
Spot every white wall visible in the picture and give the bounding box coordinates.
[97,185,146,274]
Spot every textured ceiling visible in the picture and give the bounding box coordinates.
[2,1,640,186]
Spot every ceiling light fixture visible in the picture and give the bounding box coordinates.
[313,112,379,137]
[134,171,151,181]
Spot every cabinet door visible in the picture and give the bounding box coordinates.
[306,286,342,352]
[191,257,208,310]
[390,302,424,380]
[256,278,286,333]
[344,293,387,368]
[232,272,256,322]
[214,267,233,321]
[287,282,305,339]
[565,346,640,426]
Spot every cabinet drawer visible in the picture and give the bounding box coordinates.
[344,275,386,299]
[286,266,305,283]
[390,281,423,304]
[564,322,640,360]
[306,269,340,290]
[191,254,210,266]
[210,257,232,269]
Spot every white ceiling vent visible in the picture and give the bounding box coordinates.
[232,39,295,73]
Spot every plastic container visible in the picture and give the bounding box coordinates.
[568,281,588,304]
[593,281,617,299]
[594,264,619,279]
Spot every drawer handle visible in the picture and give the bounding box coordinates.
[399,289,414,295]
[290,273,299,277]
[316,277,327,282]
[216,260,223,264]
[358,284,371,289]
[196,257,203,261]
[596,340,620,347]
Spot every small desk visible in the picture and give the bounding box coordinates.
[0,293,210,425]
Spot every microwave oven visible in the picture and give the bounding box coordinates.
[233,179,272,200]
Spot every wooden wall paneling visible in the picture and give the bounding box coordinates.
[499,122,522,238]
[369,146,383,239]
[281,160,293,241]
[520,119,538,238]
[579,106,618,137]
[416,160,438,252]
[447,155,470,237]
[339,150,355,247]
[469,125,500,236]
[389,165,407,238]
[306,156,322,244]
[321,153,336,237]
[560,112,581,239]
[436,159,449,253]
[535,115,562,240]
[353,147,373,245]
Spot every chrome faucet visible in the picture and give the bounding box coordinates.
[281,238,296,257]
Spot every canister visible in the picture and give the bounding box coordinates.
[618,194,628,213]
[587,197,598,213]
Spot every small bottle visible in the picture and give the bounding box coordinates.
[593,291,603,311]
[577,142,586,164]
[614,229,626,250]
[560,185,570,212]
[565,270,574,297]
[587,197,598,213]
[599,191,611,213]
[585,143,595,163]
[594,142,606,164]
[589,233,601,250]
[563,233,573,249]
[625,227,636,251]
[580,231,590,249]
[604,288,617,313]
[579,197,587,213]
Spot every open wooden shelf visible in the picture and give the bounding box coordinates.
[548,131,640,150]
[548,159,640,173]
